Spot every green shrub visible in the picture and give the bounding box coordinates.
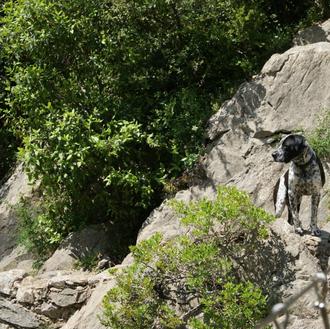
[102,186,274,329]
[307,109,330,161]
[0,124,18,181]
[74,251,99,272]
[14,198,63,262]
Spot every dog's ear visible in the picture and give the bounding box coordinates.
[292,134,307,152]
[293,134,306,145]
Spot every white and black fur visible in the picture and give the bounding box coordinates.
[272,134,325,236]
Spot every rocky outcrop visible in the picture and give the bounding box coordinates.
[0,297,41,329]
[0,269,113,328]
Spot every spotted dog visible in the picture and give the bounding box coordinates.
[272,134,325,236]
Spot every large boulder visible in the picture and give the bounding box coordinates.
[205,42,330,217]
[0,164,35,272]
[41,223,115,273]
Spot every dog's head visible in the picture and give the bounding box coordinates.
[272,134,307,163]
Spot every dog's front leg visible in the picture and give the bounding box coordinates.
[288,191,303,235]
[310,193,321,236]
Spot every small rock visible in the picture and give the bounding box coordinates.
[16,287,35,305]
[303,236,322,255]
[65,277,88,286]
[49,288,78,308]
[0,269,27,296]
[97,259,110,270]
[37,302,62,320]
[48,278,66,289]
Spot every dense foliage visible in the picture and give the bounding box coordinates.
[0,0,327,255]
[102,186,275,329]
[307,109,330,161]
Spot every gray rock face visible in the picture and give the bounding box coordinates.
[294,19,330,45]
[0,164,35,272]
[0,270,112,328]
[0,269,26,296]
[205,43,330,217]
[0,297,41,328]
[41,223,115,273]
[61,278,117,329]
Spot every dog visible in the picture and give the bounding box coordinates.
[272,134,325,236]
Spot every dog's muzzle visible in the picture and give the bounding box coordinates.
[272,151,280,161]
[272,150,287,162]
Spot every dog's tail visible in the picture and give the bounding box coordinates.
[273,171,288,218]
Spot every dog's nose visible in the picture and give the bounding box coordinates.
[272,151,277,160]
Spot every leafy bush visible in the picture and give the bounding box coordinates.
[102,186,274,329]
[307,109,330,161]
[0,123,18,181]
[0,0,324,255]
[14,198,63,263]
[0,23,18,181]
[74,251,99,272]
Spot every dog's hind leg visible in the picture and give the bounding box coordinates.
[310,193,321,236]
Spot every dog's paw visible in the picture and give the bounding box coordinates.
[275,212,282,218]
[311,227,321,236]
[294,227,304,236]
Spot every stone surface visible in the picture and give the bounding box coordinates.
[16,286,35,304]
[0,269,26,296]
[294,19,330,45]
[0,297,41,328]
[0,164,35,272]
[0,270,104,327]
[61,278,116,329]
[41,223,114,272]
[204,42,330,222]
